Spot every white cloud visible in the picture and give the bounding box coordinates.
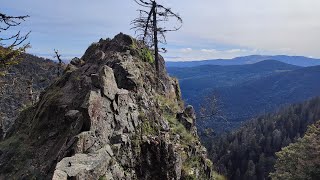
[226,49,246,53]
[165,48,258,61]
[2,0,320,60]
[201,49,218,53]
[166,0,320,59]
[180,48,193,53]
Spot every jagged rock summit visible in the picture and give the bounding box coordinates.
[0,33,215,179]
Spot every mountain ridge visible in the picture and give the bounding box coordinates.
[217,64,320,122]
[167,60,320,132]
[166,55,320,67]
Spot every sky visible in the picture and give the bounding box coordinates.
[1,0,320,61]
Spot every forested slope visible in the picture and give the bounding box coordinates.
[270,120,320,180]
[206,97,320,180]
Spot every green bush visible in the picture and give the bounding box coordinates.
[139,48,154,63]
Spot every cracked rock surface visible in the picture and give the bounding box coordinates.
[0,33,214,180]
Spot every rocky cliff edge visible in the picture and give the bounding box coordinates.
[0,33,217,180]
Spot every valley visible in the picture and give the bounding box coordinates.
[168,60,320,132]
[1,1,320,178]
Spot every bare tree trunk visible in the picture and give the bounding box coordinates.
[58,63,61,77]
[152,1,159,77]
[54,49,62,77]
[27,77,33,105]
[132,0,182,79]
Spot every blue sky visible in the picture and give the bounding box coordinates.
[2,0,320,61]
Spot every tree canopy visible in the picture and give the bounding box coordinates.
[207,97,320,180]
[270,120,320,180]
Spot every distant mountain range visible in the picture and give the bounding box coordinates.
[168,60,300,91]
[166,55,320,67]
[167,60,300,106]
[167,60,320,131]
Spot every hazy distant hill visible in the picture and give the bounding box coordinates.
[168,60,300,104]
[168,60,320,131]
[166,55,320,67]
[216,65,320,123]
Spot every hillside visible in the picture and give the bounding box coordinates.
[270,120,320,179]
[206,97,320,180]
[0,34,217,179]
[0,54,57,138]
[168,60,320,131]
[167,60,300,103]
[216,65,320,124]
[166,55,320,67]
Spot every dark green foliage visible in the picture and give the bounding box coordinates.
[270,120,320,180]
[207,97,320,180]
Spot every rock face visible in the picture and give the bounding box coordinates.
[0,33,214,179]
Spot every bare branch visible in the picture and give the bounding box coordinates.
[0,13,30,48]
[134,0,152,7]
[131,0,183,76]
[1,31,31,48]
[0,13,29,32]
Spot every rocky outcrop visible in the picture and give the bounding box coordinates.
[178,105,197,135]
[0,33,215,179]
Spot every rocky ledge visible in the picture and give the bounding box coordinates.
[0,33,216,179]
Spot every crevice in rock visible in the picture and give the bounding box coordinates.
[80,109,91,132]
[111,63,136,91]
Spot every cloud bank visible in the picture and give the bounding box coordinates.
[2,0,320,61]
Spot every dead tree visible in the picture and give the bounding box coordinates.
[26,77,34,105]
[131,0,182,75]
[0,13,30,74]
[0,13,30,47]
[53,49,63,77]
[199,92,226,122]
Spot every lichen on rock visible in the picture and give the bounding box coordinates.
[0,33,216,179]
